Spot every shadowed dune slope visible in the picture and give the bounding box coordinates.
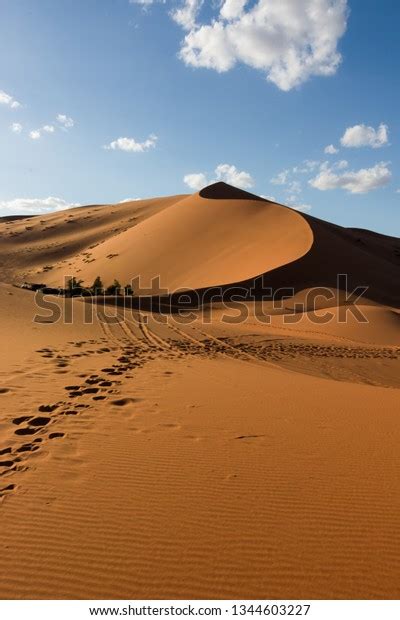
[250,214,400,307]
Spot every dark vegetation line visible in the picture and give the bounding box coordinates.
[18,276,133,297]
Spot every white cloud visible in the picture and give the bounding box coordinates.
[183,172,208,191]
[293,160,320,174]
[220,0,248,21]
[271,169,290,185]
[309,161,391,194]
[340,123,389,149]
[56,114,75,129]
[0,90,21,109]
[43,124,55,133]
[171,0,202,30]
[119,197,142,202]
[215,163,253,188]
[0,197,81,215]
[324,144,338,154]
[10,122,23,134]
[183,163,254,191]
[175,0,348,91]
[104,134,158,152]
[29,130,41,140]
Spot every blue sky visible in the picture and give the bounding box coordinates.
[0,0,399,235]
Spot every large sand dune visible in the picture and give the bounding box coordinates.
[2,182,398,308]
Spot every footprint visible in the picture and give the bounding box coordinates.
[111,398,140,407]
[0,483,15,495]
[15,427,39,436]
[0,448,12,456]
[0,388,10,394]
[29,416,51,427]
[0,460,15,468]
[12,416,32,425]
[49,432,64,439]
[38,404,59,413]
[85,377,101,385]
[16,443,40,453]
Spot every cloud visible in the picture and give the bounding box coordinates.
[0,90,21,109]
[183,172,208,191]
[171,0,202,30]
[10,122,23,134]
[340,123,389,149]
[309,161,391,194]
[184,163,254,191]
[220,0,248,21]
[0,197,81,215]
[29,124,58,139]
[119,197,142,202]
[56,114,75,129]
[175,0,348,91]
[271,169,290,185]
[324,144,339,154]
[104,134,158,152]
[215,163,253,188]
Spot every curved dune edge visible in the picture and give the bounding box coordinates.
[43,183,314,293]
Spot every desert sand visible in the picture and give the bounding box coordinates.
[0,182,399,599]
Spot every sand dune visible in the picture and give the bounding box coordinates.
[0,182,399,599]
[37,184,313,293]
[0,195,181,284]
[1,182,398,310]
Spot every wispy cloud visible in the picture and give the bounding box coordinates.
[56,114,75,129]
[271,170,290,185]
[0,89,21,109]
[104,134,158,152]
[10,122,23,134]
[29,130,41,140]
[324,144,339,154]
[0,197,81,214]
